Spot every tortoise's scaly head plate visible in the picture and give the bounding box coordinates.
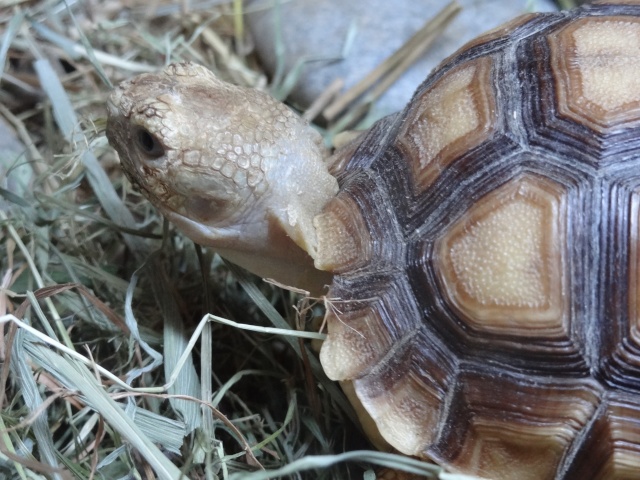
[106,62,338,290]
[107,63,298,235]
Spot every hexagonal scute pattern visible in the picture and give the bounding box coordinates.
[318,2,640,479]
[549,16,640,133]
[435,174,567,337]
[352,327,457,456]
[563,394,640,479]
[629,190,640,349]
[431,369,603,480]
[314,193,372,273]
[395,57,497,194]
[522,6,640,163]
[603,187,640,388]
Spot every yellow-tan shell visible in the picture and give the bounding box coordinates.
[317,1,640,479]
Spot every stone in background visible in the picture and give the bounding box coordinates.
[247,0,558,118]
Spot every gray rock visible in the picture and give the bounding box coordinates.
[247,0,558,119]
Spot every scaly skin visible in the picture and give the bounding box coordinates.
[106,62,337,294]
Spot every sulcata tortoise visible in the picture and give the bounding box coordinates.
[106,1,640,478]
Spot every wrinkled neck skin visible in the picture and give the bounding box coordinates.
[106,62,339,295]
[164,205,332,295]
[171,177,335,294]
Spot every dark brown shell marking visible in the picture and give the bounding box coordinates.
[319,2,640,479]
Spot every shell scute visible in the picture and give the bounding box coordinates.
[550,16,640,132]
[431,370,603,480]
[563,394,640,479]
[320,2,640,478]
[435,173,568,336]
[521,11,640,165]
[353,327,458,457]
[321,274,427,383]
[396,56,498,194]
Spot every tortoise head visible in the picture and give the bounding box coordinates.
[106,62,338,292]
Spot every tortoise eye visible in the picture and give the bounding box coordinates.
[135,127,164,158]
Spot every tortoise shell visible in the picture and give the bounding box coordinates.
[314,1,640,478]
[105,1,640,479]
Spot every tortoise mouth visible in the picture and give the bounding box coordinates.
[161,207,243,248]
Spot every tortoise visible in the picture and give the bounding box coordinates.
[105,1,640,478]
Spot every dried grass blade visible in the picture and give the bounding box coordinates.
[227,449,456,480]
[33,59,141,247]
[223,260,360,426]
[29,22,155,73]
[35,58,203,431]
[11,330,65,480]
[23,340,185,480]
[0,11,24,72]
[323,0,461,121]
[0,414,29,479]
[149,259,203,431]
